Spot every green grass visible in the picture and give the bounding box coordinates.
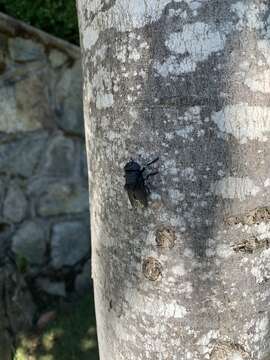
[14,294,99,360]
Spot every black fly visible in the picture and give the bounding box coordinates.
[124,157,159,208]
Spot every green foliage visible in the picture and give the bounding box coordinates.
[14,294,99,360]
[0,0,79,44]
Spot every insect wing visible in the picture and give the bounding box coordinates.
[126,189,137,208]
[133,180,148,208]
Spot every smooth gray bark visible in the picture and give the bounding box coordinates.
[77,1,270,359]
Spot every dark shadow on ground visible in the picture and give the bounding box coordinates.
[14,293,99,360]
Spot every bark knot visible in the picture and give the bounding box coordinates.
[225,207,270,226]
[155,226,176,249]
[142,257,162,281]
[210,341,250,360]
[232,236,269,254]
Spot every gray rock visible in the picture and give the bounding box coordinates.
[27,177,57,197]
[15,70,54,131]
[51,221,90,268]
[75,260,91,294]
[0,86,17,133]
[42,135,76,177]
[3,183,27,223]
[0,222,13,263]
[0,34,7,75]
[0,70,52,133]
[9,37,45,62]
[0,53,6,76]
[55,60,84,135]
[49,49,68,68]
[12,221,47,265]
[1,60,46,85]
[36,278,66,297]
[0,133,48,177]
[0,178,5,204]
[1,266,36,334]
[37,183,89,217]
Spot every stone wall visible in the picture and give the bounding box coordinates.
[0,12,90,328]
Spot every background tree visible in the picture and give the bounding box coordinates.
[78,1,270,359]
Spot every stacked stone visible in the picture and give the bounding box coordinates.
[0,16,91,310]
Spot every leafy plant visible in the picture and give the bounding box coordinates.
[14,294,99,359]
[0,0,79,44]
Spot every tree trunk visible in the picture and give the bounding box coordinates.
[77,1,270,359]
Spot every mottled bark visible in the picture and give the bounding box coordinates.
[77,1,270,359]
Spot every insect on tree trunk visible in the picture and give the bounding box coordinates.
[77,1,270,359]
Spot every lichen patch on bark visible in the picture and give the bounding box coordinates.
[212,105,270,144]
[212,177,260,201]
[157,22,226,75]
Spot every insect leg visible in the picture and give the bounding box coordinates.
[144,171,159,180]
[146,157,159,167]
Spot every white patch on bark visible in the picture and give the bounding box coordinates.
[155,22,226,75]
[212,105,270,144]
[239,60,250,72]
[168,189,185,204]
[184,248,195,258]
[185,0,206,11]
[154,56,198,76]
[110,0,181,29]
[90,67,114,110]
[212,177,260,201]
[230,353,244,360]
[116,46,127,63]
[216,244,233,258]
[176,125,194,138]
[126,291,187,319]
[245,70,270,93]
[93,45,108,66]
[83,27,99,49]
[256,223,270,240]
[258,39,270,66]
[196,330,219,354]
[130,49,140,61]
[254,316,269,343]
[81,0,183,49]
[266,15,270,39]
[231,1,266,30]
[171,262,186,277]
[168,8,188,19]
[182,167,197,182]
[251,248,270,284]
